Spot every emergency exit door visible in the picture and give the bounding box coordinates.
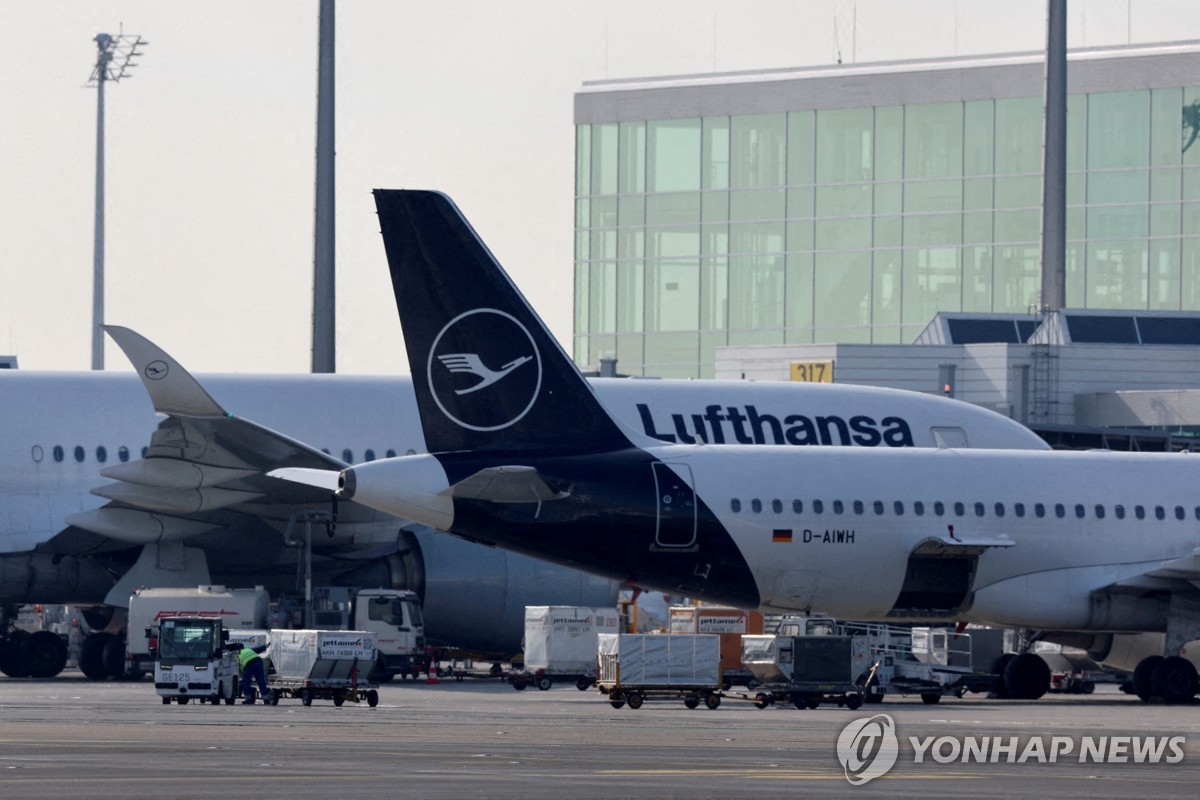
[653,462,697,549]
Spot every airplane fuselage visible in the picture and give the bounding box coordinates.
[345,442,1200,635]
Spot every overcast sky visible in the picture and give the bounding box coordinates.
[2,0,1198,374]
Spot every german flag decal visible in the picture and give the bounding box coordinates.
[772,529,793,543]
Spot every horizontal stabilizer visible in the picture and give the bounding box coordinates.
[442,465,569,503]
[911,535,1015,557]
[100,458,259,490]
[105,325,227,418]
[268,467,342,492]
[66,507,224,544]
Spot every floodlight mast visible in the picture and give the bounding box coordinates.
[88,29,147,370]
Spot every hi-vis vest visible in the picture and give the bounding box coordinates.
[238,647,260,669]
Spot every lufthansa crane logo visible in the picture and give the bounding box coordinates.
[428,308,542,431]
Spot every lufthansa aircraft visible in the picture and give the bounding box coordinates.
[0,323,1040,679]
[277,189,1200,705]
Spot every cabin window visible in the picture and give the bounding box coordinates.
[913,501,925,516]
[1014,503,1025,518]
[52,445,64,463]
[1174,506,1185,521]
[832,500,844,514]
[994,503,1005,517]
[1034,503,1045,518]
[386,449,397,458]
[1094,504,1105,519]
[953,502,965,517]
[96,446,107,463]
[730,499,741,512]
[874,500,885,515]
[933,501,945,516]
[118,445,130,463]
[1074,504,1085,519]
[365,449,376,461]
[1194,507,1200,521]
[751,499,763,513]
[141,447,149,458]
[894,501,905,516]
[1115,505,1126,519]
[772,499,783,513]
[973,502,985,517]
[73,446,84,463]
[1155,506,1166,521]
[1054,504,1065,519]
[813,499,824,514]
[342,449,354,463]
[793,499,803,514]
[1135,505,1145,520]
[852,500,864,515]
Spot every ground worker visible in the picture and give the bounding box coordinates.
[237,642,269,704]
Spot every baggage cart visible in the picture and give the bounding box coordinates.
[596,633,723,709]
[264,630,380,707]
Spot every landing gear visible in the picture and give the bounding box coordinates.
[1002,653,1050,700]
[22,631,68,678]
[1134,655,1199,704]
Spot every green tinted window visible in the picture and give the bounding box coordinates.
[1088,90,1149,170]
[731,113,787,188]
[649,119,701,192]
[816,108,873,183]
[905,102,963,179]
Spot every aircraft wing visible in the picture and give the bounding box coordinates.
[64,327,356,544]
[1106,549,1200,593]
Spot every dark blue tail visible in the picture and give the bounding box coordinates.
[373,189,633,455]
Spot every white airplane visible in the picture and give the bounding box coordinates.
[0,323,1043,680]
[277,188,1200,706]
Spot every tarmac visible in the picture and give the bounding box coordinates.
[1,673,1198,799]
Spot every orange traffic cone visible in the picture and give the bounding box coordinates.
[426,663,439,685]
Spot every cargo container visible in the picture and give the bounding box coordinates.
[668,606,762,687]
[596,633,722,709]
[265,629,379,707]
[512,606,620,691]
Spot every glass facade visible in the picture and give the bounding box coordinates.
[575,63,1200,378]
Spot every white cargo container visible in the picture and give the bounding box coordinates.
[266,629,379,708]
[596,633,722,710]
[515,606,620,691]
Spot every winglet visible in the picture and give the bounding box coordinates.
[104,325,227,418]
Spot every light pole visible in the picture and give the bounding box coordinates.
[88,29,146,370]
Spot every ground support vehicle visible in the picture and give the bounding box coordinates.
[264,629,379,708]
[742,632,868,710]
[511,606,620,691]
[596,633,723,710]
[767,617,997,705]
[87,584,424,683]
[151,616,240,705]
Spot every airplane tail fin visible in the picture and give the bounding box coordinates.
[373,189,632,455]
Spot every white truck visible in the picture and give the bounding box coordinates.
[117,585,425,683]
[151,615,241,705]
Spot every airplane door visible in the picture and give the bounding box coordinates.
[653,462,697,549]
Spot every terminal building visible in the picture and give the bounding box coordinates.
[573,41,1200,447]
